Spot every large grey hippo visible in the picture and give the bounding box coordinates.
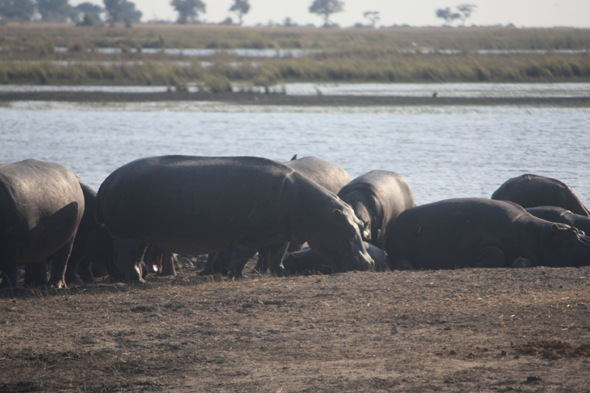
[97,155,374,282]
[385,198,590,270]
[25,179,114,285]
[526,206,590,234]
[338,170,415,247]
[0,159,85,289]
[491,174,589,216]
[202,155,352,276]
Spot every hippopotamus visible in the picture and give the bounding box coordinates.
[385,198,590,270]
[96,155,373,282]
[283,242,388,275]
[25,180,117,285]
[337,170,416,247]
[255,155,352,274]
[526,206,590,234]
[0,159,85,289]
[491,174,590,216]
[202,155,352,276]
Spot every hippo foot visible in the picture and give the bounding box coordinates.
[48,280,67,289]
[396,259,416,271]
[512,257,534,268]
[270,266,289,277]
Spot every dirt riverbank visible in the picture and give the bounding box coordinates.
[1,263,590,392]
[1,92,590,107]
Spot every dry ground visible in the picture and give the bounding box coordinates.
[1,263,590,392]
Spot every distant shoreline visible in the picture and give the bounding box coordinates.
[1,92,589,107]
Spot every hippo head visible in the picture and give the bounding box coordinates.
[347,201,372,241]
[542,223,590,267]
[305,203,374,272]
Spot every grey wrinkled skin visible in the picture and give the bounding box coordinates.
[526,206,590,234]
[338,170,416,247]
[0,159,85,289]
[97,155,373,282]
[386,198,590,271]
[284,242,389,275]
[492,174,590,216]
[202,155,353,277]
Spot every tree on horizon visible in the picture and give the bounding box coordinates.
[0,0,36,21]
[37,0,76,22]
[171,0,206,24]
[229,0,250,25]
[435,7,461,26]
[309,0,344,27]
[104,0,141,23]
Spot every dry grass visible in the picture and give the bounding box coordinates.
[1,24,590,86]
[1,263,590,392]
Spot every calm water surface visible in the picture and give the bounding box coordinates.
[1,101,589,206]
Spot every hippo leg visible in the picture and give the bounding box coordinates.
[24,261,48,287]
[227,245,259,278]
[160,254,177,276]
[253,243,290,276]
[252,249,270,274]
[112,236,148,283]
[76,259,96,284]
[47,237,76,289]
[199,252,231,276]
[474,246,505,268]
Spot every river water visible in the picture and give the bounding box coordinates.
[1,100,589,206]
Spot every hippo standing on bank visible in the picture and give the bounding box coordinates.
[526,206,590,234]
[338,170,416,247]
[202,155,352,276]
[0,159,85,289]
[386,198,590,270]
[97,155,374,282]
[492,174,590,216]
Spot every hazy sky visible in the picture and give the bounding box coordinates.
[71,0,590,28]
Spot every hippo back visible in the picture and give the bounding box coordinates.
[286,156,351,194]
[338,170,415,245]
[492,174,590,217]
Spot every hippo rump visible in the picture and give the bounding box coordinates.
[0,159,85,289]
[283,242,388,275]
[202,155,352,276]
[491,174,590,216]
[96,155,374,282]
[526,206,590,234]
[385,198,590,270]
[338,170,416,247]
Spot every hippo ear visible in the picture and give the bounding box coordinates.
[333,209,344,220]
[551,223,560,233]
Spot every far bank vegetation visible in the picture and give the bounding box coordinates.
[1,24,589,89]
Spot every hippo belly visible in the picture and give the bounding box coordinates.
[0,160,85,288]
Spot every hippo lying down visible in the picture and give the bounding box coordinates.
[386,198,590,270]
[97,155,374,282]
[283,242,388,275]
